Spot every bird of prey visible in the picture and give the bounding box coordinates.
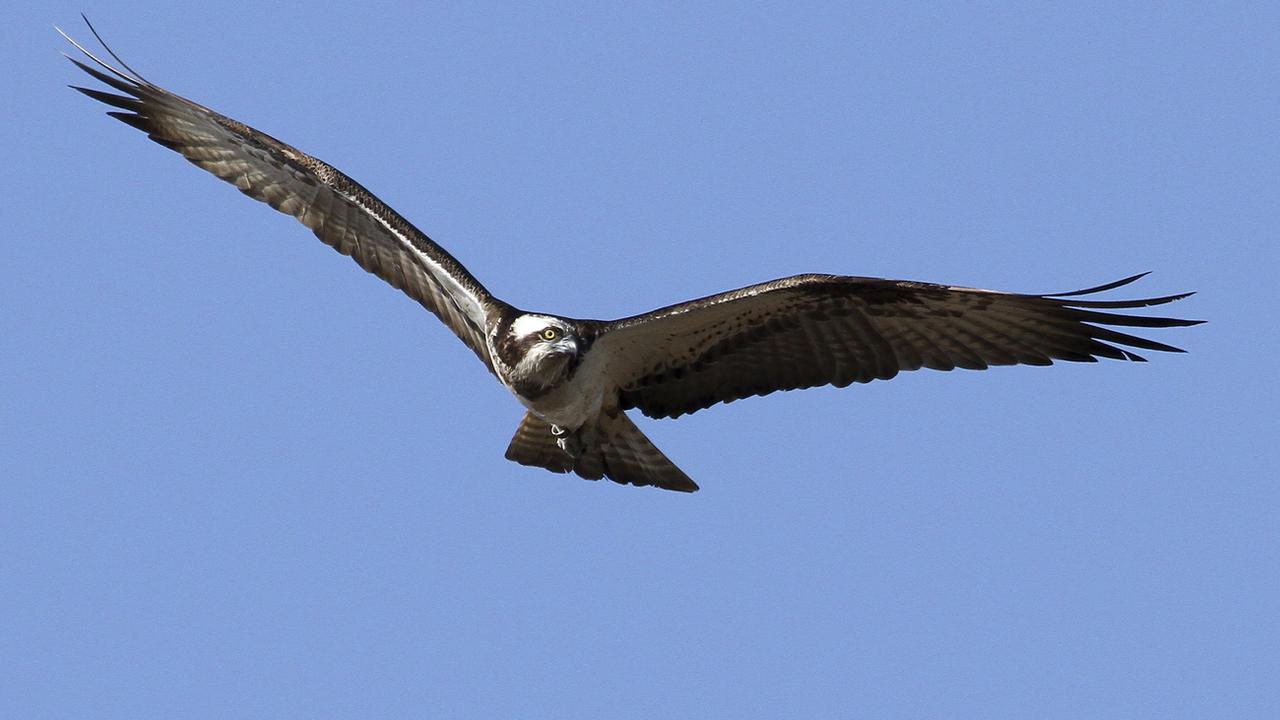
[60,21,1201,492]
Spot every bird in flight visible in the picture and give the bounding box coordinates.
[60,19,1201,492]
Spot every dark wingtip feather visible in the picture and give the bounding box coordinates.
[1064,291,1196,309]
[65,56,140,96]
[80,14,150,83]
[1065,307,1204,328]
[1085,324,1190,355]
[106,111,149,132]
[1038,273,1205,340]
[1048,272,1151,297]
[71,85,142,111]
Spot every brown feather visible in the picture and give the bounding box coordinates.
[596,274,1201,419]
[63,28,503,374]
[504,412,698,492]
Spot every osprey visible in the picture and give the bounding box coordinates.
[61,22,1201,492]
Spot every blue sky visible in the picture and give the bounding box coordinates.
[4,2,1276,717]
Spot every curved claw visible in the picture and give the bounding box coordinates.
[550,424,585,458]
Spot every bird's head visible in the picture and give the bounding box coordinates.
[496,314,582,395]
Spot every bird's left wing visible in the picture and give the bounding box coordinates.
[593,273,1201,419]
[60,21,502,372]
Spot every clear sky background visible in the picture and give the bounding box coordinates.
[4,2,1276,718]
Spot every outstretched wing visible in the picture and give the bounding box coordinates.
[594,273,1202,419]
[60,20,503,372]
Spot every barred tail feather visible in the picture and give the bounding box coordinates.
[504,411,698,492]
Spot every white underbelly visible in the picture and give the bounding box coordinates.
[516,355,611,429]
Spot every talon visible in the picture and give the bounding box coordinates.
[551,425,585,458]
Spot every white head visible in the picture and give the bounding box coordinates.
[494,314,581,397]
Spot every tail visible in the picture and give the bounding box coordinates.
[504,411,699,492]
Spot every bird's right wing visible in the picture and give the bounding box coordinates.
[60,20,503,372]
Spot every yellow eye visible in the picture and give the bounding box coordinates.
[541,328,559,341]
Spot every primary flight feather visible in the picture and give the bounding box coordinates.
[60,19,1201,492]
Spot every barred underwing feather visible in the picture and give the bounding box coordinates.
[597,275,1202,419]
[61,22,503,374]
